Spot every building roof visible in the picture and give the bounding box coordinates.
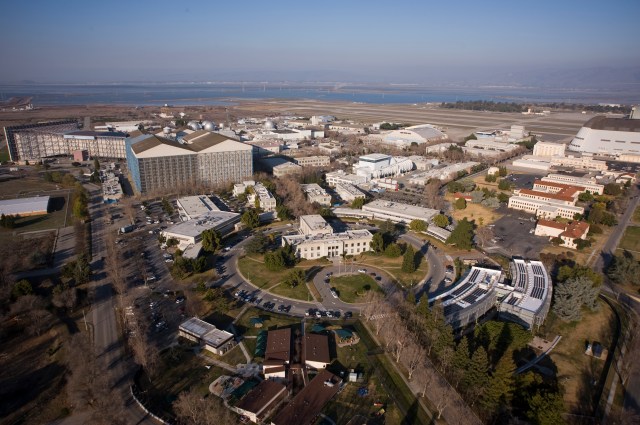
[405,124,446,140]
[236,380,287,415]
[0,196,50,216]
[300,215,332,233]
[517,188,576,203]
[359,153,391,162]
[561,221,590,240]
[536,219,566,230]
[304,333,330,364]
[179,317,234,347]
[128,134,192,155]
[583,116,640,132]
[265,328,291,362]
[163,211,240,238]
[271,370,341,425]
[362,199,440,222]
[65,130,128,138]
[177,195,220,219]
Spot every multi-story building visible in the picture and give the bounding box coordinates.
[534,219,590,249]
[507,196,584,219]
[335,183,365,202]
[272,162,302,177]
[126,133,252,194]
[325,170,369,187]
[550,154,608,171]
[248,182,277,212]
[300,184,331,206]
[382,124,447,147]
[282,215,372,260]
[293,155,330,167]
[541,174,604,195]
[4,120,132,161]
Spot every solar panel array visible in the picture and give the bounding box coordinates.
[463,288,488,304]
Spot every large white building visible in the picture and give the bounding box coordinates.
[176,195,220,221]
[382,124,447,147]
[541,174,604,194]
[408,161,480,184]
[362,199,439,224]
[508,196,584,219]
[568,115,640,156]
[353,153,413,179]
[0,196,50,216]
[300,184,331,206]
[282,215,372,260]
[325,170,369,187]
[161,210,240,255]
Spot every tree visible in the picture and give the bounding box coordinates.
[384,243,403,258]
[498,179,511,191]
[11,279,33,298]
[578,192,594,202]
[454,198,467,210]
[604,183,622,196]
[497,192,510,203]
[241,209,260,229]
[483,353,516,413]
[402,244,416,273]
[173,388,237,425]
[475,226,494,248]
[276,204,292,220]
[607,251,640,286]
[498,166,508,177]
[432,214,449,228]
[552,275,600,322]
[371,232,385,253]
[284,269,306,288]
[463,347,489,406]
[201,229,221,253]
[191,256,207,273]
[0,213,18,229]
[526,392,566,425]
[485,174,497,183]
[481,197,500,209]
[245,231,268,254]
[470,190,484,203]
[409,219,427,232]
[351,197,365,209]
[447,181,465,193]
[446,218,474,250]
[451,337,471,386]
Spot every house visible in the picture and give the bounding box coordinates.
[534,219,590,249]
[234,380,288,423]
[304,334,331,370]
[263,328,291,379]
[453,192,473,202]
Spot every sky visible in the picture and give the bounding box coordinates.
[1,0,639,86]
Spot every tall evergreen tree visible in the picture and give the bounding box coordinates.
[463,347,490,405]
[402,244,417,273]
[483,353,516,414]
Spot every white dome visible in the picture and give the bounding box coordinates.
[263,120,276,130]
[188,121,202,131]
[203,121,217,131]
[163,126,171,134]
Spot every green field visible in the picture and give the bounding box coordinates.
[357,251,429,287]
[330,274,383,303]
[237,255,290,289]
[618,226,640,254]
[633,207,640,224]
[268,281,313,301]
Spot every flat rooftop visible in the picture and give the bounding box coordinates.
[359,153,391,162]
[300,214,332,231]
[304,333,330,364]
[0,196,50,216]
[283,229,372,245]
[164,211,239,238]
[235,379,287,415]
[177,195,220,219]
[265,328,291,363]
[363,199,439,220]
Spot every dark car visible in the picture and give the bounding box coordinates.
[344,311,353,318]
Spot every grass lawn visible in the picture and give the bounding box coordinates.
[0,143,9,163]
[234,308,301,337]
[618,225,640,254]
[541,302,616,413]
[330,274,383,303]
[243,338,258,361]
[446,195,503,226]
[136,345,226,418]
[237,255,291,289]
[202,344,247,367]
[633,207,640,224]
[268,281,313,301]
[357,252,429,287]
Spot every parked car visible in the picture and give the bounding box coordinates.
[358,268,367,273]
[330,290,338,299]
[175,296,185,304]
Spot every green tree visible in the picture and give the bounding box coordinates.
[607,251,640,285]
[351,197,365,209]
[454,198,467,210]
[604,183,622,196]
[379,219,395,235]
[498,179,511,191]
[284,269,306,288]
[463,347,490,404]
[578,192,594,202]
[12,279,33,298]
[497,192,510,203]
[384,243,402,258]
[432,214,449,228]
[447,181,465,193]
[201,229,221,253]
[483,353,516,413]
[241,209,260,229]
[526,392,566,425]
[62,173,77,187]
[498,166,507,177]
[276,204,292,220]
[446,218,474,250]
[245,231,268,254]
[371,232,385,253]
[0,213,18,229]
[402,244,416,273]
[409,219,426,232]
[485,174,497,183]
[553,275,600,322]
[191,256,207,273]
[264,250,286,271]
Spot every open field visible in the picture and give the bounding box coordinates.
[357,251,429,287]
[541,302,616,413]
[237,254,327,290]
[267,280,313,301]
[633,207,640,224]
[202,344,247,367]
[448,199,503,226]
[618,226,640,255]
[330,274,383,303]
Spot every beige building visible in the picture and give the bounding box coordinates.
[550,154,608,171]
[300,184,331,206]
[533,141,566,157]
[283,215,372,260]
[272,162,303,177]
[335,183,366,202]
[541,174,604,195]
[534,219,590,249]
[294,155,330,167]
[249,183,277,212]
[508,196,584,219]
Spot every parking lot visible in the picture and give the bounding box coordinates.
[504,173,540,189]
[486,206,550,258]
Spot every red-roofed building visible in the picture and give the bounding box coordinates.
[535,220,590,249]
[453,192,473,202]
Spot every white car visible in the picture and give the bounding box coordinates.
[165,258,174,263]
[326,311,333,318]
[330,290,338,299]
[358,269,367,273]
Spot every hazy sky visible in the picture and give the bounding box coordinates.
[1,0,639,84]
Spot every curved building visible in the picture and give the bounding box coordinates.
[568,115,640,156]
[382,124,447,147]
